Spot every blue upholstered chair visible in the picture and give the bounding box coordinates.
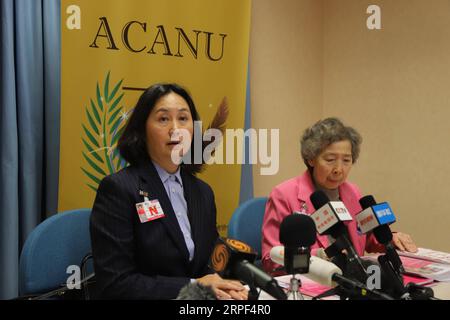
[18,209,93,299]
[227,197,268,260]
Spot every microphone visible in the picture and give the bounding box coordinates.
[270,247,393,300]
[309,190,353,236]
[209,238,287,300]
[269,246,340,287]
[279,214,317,274]
[309,190,367,283]
[357,195,404,274]
[357,195,409,298]
[176,282,217,300]
[308,256,394,300]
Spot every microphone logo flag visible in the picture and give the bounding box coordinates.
[225,238,253,253]
[357,207,380,233]
[210,243,229,273]
[311,205,339,234]
[373,203,396,225]
[329,201,353,221]
[209,238,257,277]
[310,201,353,235]
[356,202,396,233]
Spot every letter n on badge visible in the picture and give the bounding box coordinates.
[136,199,165,223]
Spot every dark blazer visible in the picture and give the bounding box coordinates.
[90,160,219,299]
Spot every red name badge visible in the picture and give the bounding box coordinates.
[135,198,165,223]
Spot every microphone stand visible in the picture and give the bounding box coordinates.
[240,261,261,301]
[247,284,260,301]
[283,247,310,300]
[378,254,438,300]
[286,274,304,300]
[325,238,368,284]
[377,254,408,299]
[311,252,395,300]
[312,273,395,300]
[406,282,439,300]
[270,266,306,300]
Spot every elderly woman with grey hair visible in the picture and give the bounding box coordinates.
[261,117,417,274]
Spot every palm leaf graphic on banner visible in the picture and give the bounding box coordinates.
[81,71,131,192]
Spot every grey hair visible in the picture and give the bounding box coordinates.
[300,117,362,169]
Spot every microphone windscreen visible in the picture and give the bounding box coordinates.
[359,195,377,209]
[269,246,285,265]
[279,214,317,247]
[176,282,217,300]
[315,248,328,261]
[310,190,329,210]
[306,256,342,287]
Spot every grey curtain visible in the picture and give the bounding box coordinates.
[0,0,60,299]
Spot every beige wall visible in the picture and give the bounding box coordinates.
[250,0,323,194]
[251,0,450,252]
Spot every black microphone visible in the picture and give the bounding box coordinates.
[358,195,410,298]
[310,190,368,283]
[209,238,287,300]
[358,195,404,274]
[279,214,317,274]
[176,282,217,300]
[308,256,394,300]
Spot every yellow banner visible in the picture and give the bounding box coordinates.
[59,0,251,235]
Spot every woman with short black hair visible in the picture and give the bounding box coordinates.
[90,83,247,300]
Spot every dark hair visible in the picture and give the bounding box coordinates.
[118,83,201,174]
[300,117,362,169]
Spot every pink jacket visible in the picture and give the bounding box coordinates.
[261,170,384,274]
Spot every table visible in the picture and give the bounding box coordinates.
[257,274,450,300]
